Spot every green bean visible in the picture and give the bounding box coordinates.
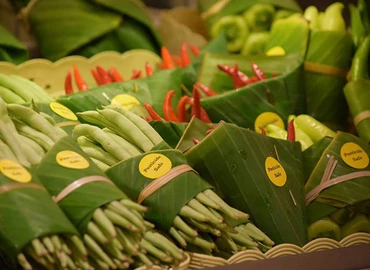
[187,199,223,224]
[88,250,110,270]
[44,253,55,264]
[228,231,258,248]
[7,103,67,141]
[0,138,17,160]
[90,157,110,171]
[19,134,45,157]
[74,124,131,161]
[113,258,130,269]
[196,192,221,210]
[31,239,47,257]
[19,138,43,165]
[77,136,119,165]
[51,235,62,251]
[116,228,138,255]
[84,234,116,268]
[203,190,240,219]
[87,221,109,244]
[107,201,146,232]
[8,75,52,102]
[76,258,92,270]
[144,221,155,229]
[169,227,187,248]
[177,231,215,252]
[215,233,238,253]
[93,208,117,238]
[17,253,32,270]
[144,231,183,261]
[40,112,57,126]
[0,74,35,101]
[120,199,147,213]
[0,85,25,103]
[184,217,211,232]
[140,238,173,263]
[41,237,55,254]
[237,224,264,242]
[137,252,153,267]
[103,241,128,261]
[103,209,139,232]
[61,239,72,255]
[77,111,118,130]
[103,129,142,157]
[179,205,209,222]
[104,104,163,146]
[246,223,274,246]
[64,235,88,260]
[98,108,154,152]
[173,215,198,237]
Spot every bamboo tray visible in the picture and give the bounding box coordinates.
[0,49,161,99]
[187,232,370,269]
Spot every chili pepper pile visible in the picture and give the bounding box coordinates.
[158,43,200,69]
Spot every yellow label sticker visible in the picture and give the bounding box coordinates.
[50,102,78,121]
[266,46,286,56]
[111,94,140,110]
[56,151,90,169]
[265,157,287,187]
[139,153,172,179]
[255,112,285,133]
[0,159,32,183]
[340,142,369,169]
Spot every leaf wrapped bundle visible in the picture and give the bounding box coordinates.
[0,24,28,64]
[27,0,162,61]
[305,132,370,241]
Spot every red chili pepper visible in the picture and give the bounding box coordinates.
[189,44,200,56]
[195,82,218,97]
[192,138,200,145]
[272,73,278,78]
[109,67,124,82]
[191,87,201,119]
[158,62,167,70]
[144,103,164,121]
[176,96,190,122]
[145,116,153,121]
[260,127,267,135]
[180,42,191,67]
[206,125,216,135]
[200,107,212,123]
[91,69,104,85]
[217,64,251,87]
[287,119,296,141]
[251,62,267,80]
[73,65,88,91]
[96,66,112,84]
[145,62,153,77]
[64,71,74,94]
[131,70,142,80]
[163,90,179,122]
[171,55,182,67]
[161,46,175,69]
[232,63,248,88]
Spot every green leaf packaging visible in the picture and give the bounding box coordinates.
[305,132,370,242]
[196,53,305,130]
[183,120,308,246]
[0,24,28,64]
[74,105,276,258]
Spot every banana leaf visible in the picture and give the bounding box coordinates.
[197,0,302,29]
[105,149,212,231]
[305,132,370,226]
[0,24,28,64]
[197,53,304,130]
[29,0,161,61]
[184,121,308,246]
[34,136,128,234]
[0,160,78,267]
[149,121,189,149]
[57,68,183,119]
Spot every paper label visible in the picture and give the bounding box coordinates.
[266,46,286,56]
[56,151,90,169]
[0,159,32,183]
[50,102,78,121]
[139,153,172,179]
[340,142,369,169]
[111,94,140,110]
[265,157,287,187]
[255,112,285,133]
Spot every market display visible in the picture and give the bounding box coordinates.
[1,0,370,269]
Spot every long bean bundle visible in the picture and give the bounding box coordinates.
[74,105,274,256]
[3,100,185,268]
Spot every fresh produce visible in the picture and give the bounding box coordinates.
[73,105,274,257]
[0,23,28,64]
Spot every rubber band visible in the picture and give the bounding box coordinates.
[304,62,348,78]
[354,110,370,127]
[201,0,231,20]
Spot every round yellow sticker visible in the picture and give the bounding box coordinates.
[265,157,287,187]
[56,151,90,169]
[0,159,32,183]
[111,94,140,110]
[139,153,172,179]
[255,112,285,133]
[266,46,286,57]
[340,142,369,169]
[49,102,78,121]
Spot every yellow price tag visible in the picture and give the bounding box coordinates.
[265,157,287,187]
[0,159,32,183]
[139,153,172,179]
[50,102,78,121]
[340,142,369,169]
[111,94,140,110]
[56,151,90,170]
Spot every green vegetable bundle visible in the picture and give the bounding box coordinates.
[183,120,308,246]
[196,52,304,130]
[197,0,301,54]
[305,132,370,242]
[266,3,353,128]
[74,105,274,257]
[25,0,162,61]
[0,23,28,64]
[0,97,90,269]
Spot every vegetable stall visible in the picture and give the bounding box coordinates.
[0,0,370,269]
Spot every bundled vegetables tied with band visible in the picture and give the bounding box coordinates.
[74,105,275,257]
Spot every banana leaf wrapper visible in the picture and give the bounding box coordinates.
[0,24,28,64]
[149,121,189,149]
[305,132,370,226]
[344,79,370,144]
[197,0,302,30]
[34,136,128,234]
[28,0,161,61]
[0,160,79,267]
[105,148,212,231]
[184,121,308,246]
[197,53,304,129]
[57,68,183,119]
